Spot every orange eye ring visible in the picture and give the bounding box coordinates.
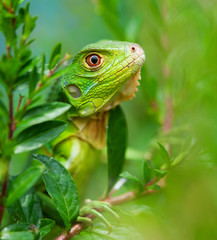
[86,54,101,67]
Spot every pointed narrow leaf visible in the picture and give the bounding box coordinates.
[143,160,151,184]
[107,106,127,192]
[171,151,188,167]
[49,42,62,69]
[33,154,79,230]
[40,53,46,80]
[14,120,67,153]
[153,168,168,178]
[28,65,39,95]
[38,218,55,237]
[120,171,143,191]
[6,167,44,206]
[157,142,171,167]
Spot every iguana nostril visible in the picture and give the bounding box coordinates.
[131,46,136,52]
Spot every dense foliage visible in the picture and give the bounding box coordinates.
[1,0,217,239]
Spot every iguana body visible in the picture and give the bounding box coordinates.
[50,40,145,194]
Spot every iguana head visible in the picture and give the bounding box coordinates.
[60,40,145,117]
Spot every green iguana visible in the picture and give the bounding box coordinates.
[48,40,145,196]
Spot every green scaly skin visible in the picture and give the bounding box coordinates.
[50,40,145,196]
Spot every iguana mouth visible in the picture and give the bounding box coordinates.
[119,68,142,100]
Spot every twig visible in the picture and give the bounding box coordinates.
[16,94,24,112]
[47,53,70,78]
[163,97,172,132]
[2,1,15,14]
[23,53,71,110]
[6,46,11,59]
[55,177,164,240]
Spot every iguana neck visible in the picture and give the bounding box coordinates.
[71,111,109,149]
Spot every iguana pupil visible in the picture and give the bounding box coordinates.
[86,54,101,67]
[91,56,98,64]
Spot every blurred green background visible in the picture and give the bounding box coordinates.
[2,0,217,239]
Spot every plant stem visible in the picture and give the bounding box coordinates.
[163,97,172,132]
[47,53,70,78]
[23,53,71,111]
[6,46,11,59]
[2,1,14,14]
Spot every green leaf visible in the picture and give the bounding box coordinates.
[5,166,44,206]
[98,0,125,40]
[1,223,30,232]
[28,65,39,95]
[171,151,188,167]
[125,16,143,42]
[33,154,79,230]
[38,218,55,237]
[157,142,171,168]
[35,64,72,92]
[143,160,151,184]
[117,204,155,217]
[37,192,63,225]
[153,168,168,178]
[74,231,113,240]
[0,99,8,117]
[15,102,71,135]
[150,184,161,190]
[40,53,46,80]
[0,232,34,240]
[49,42,62,70]
[22,3,37,41]
[18,57,40,77]
[8,188,42,225]
[120,171,142,185]
[120,171,143,191]
[14,120,67,153]
[0,223,34,240]
[107,106,127,192]
[74,224,143,240]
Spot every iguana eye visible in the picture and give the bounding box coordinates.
[67,84,81,98]
[86,54,101,67]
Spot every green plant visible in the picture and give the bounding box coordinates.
[1,0,217,240]
[0,1,166,239]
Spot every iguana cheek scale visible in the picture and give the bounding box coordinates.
[49,40,145,196]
